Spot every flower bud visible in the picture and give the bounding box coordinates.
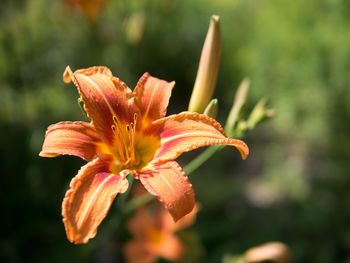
[125,12,145,45]
[246,98,275,129]
[188,15,221,113]
[225,78,250,135]
[231,97,274,137]
[203,98,218,119]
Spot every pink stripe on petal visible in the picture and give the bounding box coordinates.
[134,73,175,126]
[63,66,135,144]
[39,121,101,161]
[147,112,249,162]
[62,156,128,244]
[138,161,195,221]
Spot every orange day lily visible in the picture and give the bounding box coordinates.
[64,0,106,22]
[39,66,249,244]
[124,204,199,263]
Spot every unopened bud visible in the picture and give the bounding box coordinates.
[203,98,218,118]
[125,12,145,45]
[225,78,250,135]
[246,98,275,129]
[188,15,221,113]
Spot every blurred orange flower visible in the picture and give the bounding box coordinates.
[64,0,106,22]
[124,204,199,263]
[39,66,248,244]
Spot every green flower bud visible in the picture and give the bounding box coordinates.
[188,15,221,113]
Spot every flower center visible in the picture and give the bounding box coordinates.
[111,113,138,168]
[109,113,161,174]
[148,228,163,245]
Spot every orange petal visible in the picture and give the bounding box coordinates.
[125,205,185,262]
[124,239,157,263]
[63,66,135,144]
[153,202,199,233]
[153,233,185,261]
[39,121,101,161]
[127,206,153,238]
[62,156,129,244]
[138,161,195,221]
[134,73,175,126]
[153,205,176,232]
[173,203,200,231]
[147,112,249,162]
[64,0,106,22]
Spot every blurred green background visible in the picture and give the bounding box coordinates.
[1,0,350,262]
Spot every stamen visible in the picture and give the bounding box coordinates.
[111,125,126,163]
[113,115,130,162]
[133,114,138,130]
[126,124,134,166]
[129,123,136,165]
[112,114,138,168]
[113,116,118,124]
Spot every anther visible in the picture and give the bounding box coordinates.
[133,113,137,131]
[113,116,118,124]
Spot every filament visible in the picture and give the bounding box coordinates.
[113,115,130,162]
[112,114,138,167]
[111,124,126,163]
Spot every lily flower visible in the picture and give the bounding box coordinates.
[64,0,106,23]
[124,204,199,263]
[39,66,249,244]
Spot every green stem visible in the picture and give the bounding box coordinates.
[183,145,224,175]
[183,124,242,175]
[123,193,155,215]
[118,175,134,208]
